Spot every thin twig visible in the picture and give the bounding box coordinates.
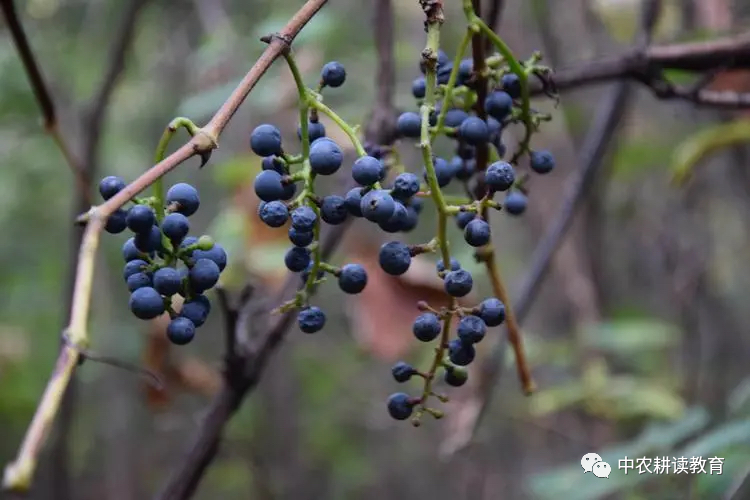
[80,0,149,174]
[469,0,534,395]
[534,32,750,107]
[154,0,398,497]
[0,0,87,198]
[2,0,330,492]
[484,0,505,48]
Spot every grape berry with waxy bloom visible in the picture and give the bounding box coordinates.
[100,176,227,346]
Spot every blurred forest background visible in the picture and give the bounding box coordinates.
[2,0,750,499]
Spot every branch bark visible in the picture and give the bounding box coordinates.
[535,33,750,107]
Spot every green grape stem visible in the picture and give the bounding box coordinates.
[416,9,458,416]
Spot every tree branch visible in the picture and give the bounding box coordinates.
[2,0,330,492]
[154,0,398,497]
[0,0,86,198]
[535,32,750,108]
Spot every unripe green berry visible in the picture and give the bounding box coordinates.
[196,235,215,251]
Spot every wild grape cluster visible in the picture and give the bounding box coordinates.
[385,48,556,422]
[252,36,555,424]
[99,176,227,345]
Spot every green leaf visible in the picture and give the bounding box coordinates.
[178,79,244,120]
[601,376,685,419]
[247,241,292,274]
[728,378,750,417]
[529,382,587,416]
[207,206,246,268]
[679,419,750,458]
[671,119,750,185]
[212,155,260,189]
[611,139,673,179]
[582,318,680,355]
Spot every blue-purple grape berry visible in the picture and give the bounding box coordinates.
[189,258,220,293]
[412,77,426,99]
[387,392,414,420]
[457,58,473,84]
[501,73,521,99]
[162,213,190,242]
[291,206,317,232]
[391,172,420,200]
[448,339,475,366]
[424,157,454,188]
[458,116,490,146]
[530,150,555,174]
[284,247,311,273]
[478,297,506,327]
[321,195,349,225]
[123,259,148,281]
[321,61,346,87]
[344,188,364,217]
[309,137,343,175]
[464,218,491,247]
[180,295,210,327]
[378,202,408,233]
[444,108,469,129]
[129,287,165,320]
[412,312,441,342]
[485,91,513,121]
[457,315,487,344]
[99,176,126,200]
[436,257,461,273]
[254,170,285,202]
[485,161,515,192]
[504,191,527,215]
[127,272,152,292]
[455,211,475,230]
[444,269,473,297]
[379,241,411,276]
[352,155,384,186]
[298,121,326,142]
[122,238,142,262]
[360,189,396,224]
[289,227,314,247]
[105,209,128,234]
[338,263,368,294]
[258,200,289,228]
[392,362,417,383]
[191,244,227,272]
[126,205,155,234]
[167,317,196,345]
[166,183,200,216]
[250,124,282,157]
[396,112,421,138]
[298,306,326,333]
[153,267,183,296]
[134,225,162,254]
